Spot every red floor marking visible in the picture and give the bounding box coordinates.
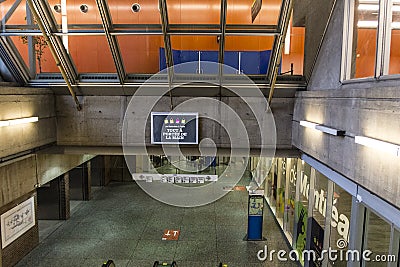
[233,186,246,191]
[162,229,180,240]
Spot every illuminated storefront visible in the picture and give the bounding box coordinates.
[252,154,400,267]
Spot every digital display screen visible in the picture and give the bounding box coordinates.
[151,112,198,144]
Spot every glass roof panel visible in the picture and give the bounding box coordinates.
[225,35,274,75]
[1,0,27,26]
[9,36,29,69]
[118,35,163,74]
[68,36,115,73]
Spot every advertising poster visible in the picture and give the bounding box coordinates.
[249,196,264,216]
[295,201,308,265]
[310,217,324,267]
[1,197,35,248]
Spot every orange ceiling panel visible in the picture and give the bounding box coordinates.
[171,35,219,51]
[167,0,220,24]
[226,0,281,25]
[225,36,274,51]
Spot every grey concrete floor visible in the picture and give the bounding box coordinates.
[17,181,298,267]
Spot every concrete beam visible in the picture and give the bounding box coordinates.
[56,95,295,150]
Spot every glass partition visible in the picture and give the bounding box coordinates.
[363,209,392,267]
[328,184,352,267]
[350,0,380,78]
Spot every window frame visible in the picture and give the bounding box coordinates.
[341,0,399,81]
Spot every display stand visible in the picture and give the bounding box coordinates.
[245,189,265,241]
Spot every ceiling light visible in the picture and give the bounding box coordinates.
[315,125,345,136]
[80,4,88,13]
[0,117,39,127]
[300,120,345,136]
[358,4,400,11]
[300,120,318,129]
[358,20,400,29]
[355,136,400,156]
[53,4,62,13]
[132,3,141,12]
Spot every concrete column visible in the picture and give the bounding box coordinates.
[106,156,131,182]
[69,163,91,201]
[37,174,70,220]
[59,173,70,220]
[90,156,105,186]
[104,156,112,185]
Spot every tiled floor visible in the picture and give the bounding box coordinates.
[17,180,299,267]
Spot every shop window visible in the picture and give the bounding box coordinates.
[362,209,392,267]
[294,160,311,265]
[285,158,298,243]
[328,184,352,267]
[275,158,286,226]
[265,159,278,213]
[309,171,329,266]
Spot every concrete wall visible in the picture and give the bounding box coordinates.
[0,156,36,208]
[0,153,94,266]
[0,87,56,159]
[292,87,400,209]
[292,0,400,210]
[56,95,295,150]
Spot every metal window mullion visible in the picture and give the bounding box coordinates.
[322,180,334,267]
[266,0,293,104]
[1,0,23,28]
[342,0,355,81]
[292,159,302,250]
[159,0,174,110]
[361,209,370,267]
[304,167,316,267]
[375,0,386,78]
[30,0,78,83]
[348,197,366,267]
[340,0,350,81]
[383,0,393,76]
[26,1,36,78]
[388,226,400,267]
[218,0,227,80]
[96,0,126,84]
[284,158,290,234]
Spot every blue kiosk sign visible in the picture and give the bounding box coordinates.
[247,190,264,240]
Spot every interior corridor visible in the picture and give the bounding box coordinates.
[16,177,298,267]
